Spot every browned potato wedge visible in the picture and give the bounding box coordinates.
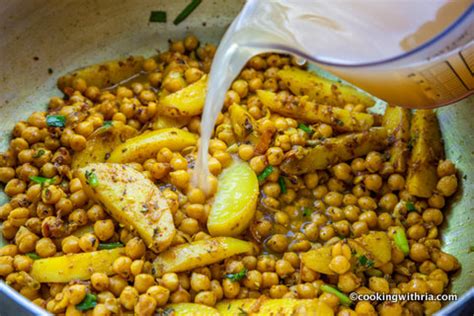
[382,105,411,172]
[281,127,388,174]
[216,298,334,316]
[107,128,198,163]
[257,90,374,132]
[301,246,335,275]
[151,115,191,130]
[407,110,444,198]
[278,67,375,108]
[159,75,207,117]
[229,104,257,140]
[57,56,144,91]
[152,237,253,276]
[30,248,124,283]
[78,163,175,252]
[348,231,392,268]
[71,122,137,169]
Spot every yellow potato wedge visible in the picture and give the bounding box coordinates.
[159,75,207,117]
[152,115,191,130]
[78,163,175,252]
[348,231,392,268]
[57,56,144,91]
[72,122,137,169]
[407,110,444,198]
[229,104,257,140]
[301,246,335,275]
[164,303,220,316]
[216,298,334,316]
[278,67,375,108]
[30,248,124,283]
[257,90,374,132]
[208,162,259,237]
[281,127,388,174]
[107,128,198,163]
[382,105,411,173]
[152,237,253,276]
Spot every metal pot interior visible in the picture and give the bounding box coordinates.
[0,0,472,314]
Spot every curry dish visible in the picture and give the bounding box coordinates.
[0,35,460,315]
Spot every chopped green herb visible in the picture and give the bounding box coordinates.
[98,242,124,250]
[76,293,97,311]
[335,119,344,126]
[85,170,99,188]
[149,11,167,23]
[29,176,54,185]
[33,149,45,158]
[26,252,41,260]
[238,307,248,316]
[302,207,312,217]
[320,284,352,306]
[173,0,202,25]
[46,115,66,127]
[257,166,273,182]
[393,227,409,255]
[298,123,313,134]
[358,255,374,268]
[406,201,416,212]
[278,176,287,194]
[102,121,113,128]
[224,267,247,282]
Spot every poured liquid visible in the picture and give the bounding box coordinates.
[195,0,474,190]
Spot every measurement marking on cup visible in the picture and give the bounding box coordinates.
[459,46,474,76]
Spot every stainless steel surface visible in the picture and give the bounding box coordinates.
[0,0,472,314]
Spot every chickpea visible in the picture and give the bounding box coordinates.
[120,286,139,310]
[266,147,284,166]
[92,219,114,242]
[35,237,56,258]
[179,217,200,235]
[70,190,88,208]
[133,273,155,294]
[319,292,340,309]
[436,175,458,197]
[319,225,336,241]
[296,283,316,299]
[355,301,376,315]
[241,270,261,290]
[249,155,267,173]
[422,208,443,226]
[0,167,15,183]
[113,256,132,279]
[352,221,369,237]
[163,72,186,93]
[364,174,383,191]
[238,144,255,161]
[190,272,211,292]
[437,160,456,177]
[62,236,80,253]
[75,120,94,137]
[407,224,426,240]
[409,243,430,263]
[22,127,42,144]
[68,284,87,305]
[333,163,352,182]
[194,290,216,306]
[135,294,157,316]
[223,278,240,299]
[121,237,145,260]
[369,276,390,293]
[89,272,109,292]
[159,272,179,292]
[184,34,199,51]
[436,252,459,272]
[169,170,190,189]
[79,233,99,252]
[329,255,351,274]
[69,134,87,151]
[4,179,27,196]
[428,194,445,209]
[0,256,14,276]
[365,152,384,172]
[231,80,249,98]
[275,259,295,277]
[267,234,288,253]
[12,255,32,272]
[170,288,191,303]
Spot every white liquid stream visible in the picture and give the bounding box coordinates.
[194,0,473,191]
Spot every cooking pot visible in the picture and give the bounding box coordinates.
[0,1,472,314]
